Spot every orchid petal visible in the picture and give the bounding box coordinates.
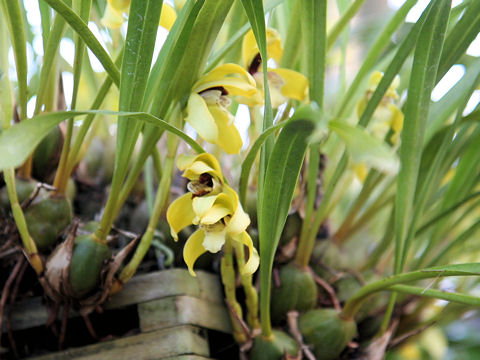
[271,68,309,102]
[228,205,250,234]
[202,229,227,253]
[195,79,259,98]
[177,153,222,175]
[185,93,218,144]
[166,193,195,241]
[159,3,177,30]
[192,194,220,218]
[109,0,130,13]
[235,232,259,275]
[201,204,231,225]
[208,106,243,154]
[194,64,256,91]
[183,229,207,276]
[101,3,125,29]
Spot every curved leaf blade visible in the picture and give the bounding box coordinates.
[0,110,204,170]
[258,118,315,337]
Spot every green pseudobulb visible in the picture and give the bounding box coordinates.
[24,194,72,250]
[299,308,357,360]
[69,234,111,297]
[0,178,36,214]
[250,330,299,360]
[271,263,318,322]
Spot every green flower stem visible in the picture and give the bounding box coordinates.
[234,242,260,331]
[341,267,480,320]
[361,208,395,271]
[119,111,181,284]
[336,181,395,245]
[333,172,384,243]
[53,0,92,195]
[295,153,348,267]
[378,292,397,334]
[118,154,176,284]
[221,240,247,344]
[326,0,366,50]
[4,168,43,275]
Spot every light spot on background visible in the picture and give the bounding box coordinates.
[431,64,465,102]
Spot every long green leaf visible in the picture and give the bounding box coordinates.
[240,0,274,203]
[41,0,120,86]
[342,262,480,318]
[437,0,480,80]
[258,119,315,337]
[0,110,204,170]
[1,0,28,119]
[388,284,480,307]
[301,0,327,106]
[395,0,451,273]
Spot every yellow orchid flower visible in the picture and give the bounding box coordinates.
[357,71,404,145]
[166,153,259,276]
[167,153,225,240]
[101,0,177,31]
[242,28,309,108]
[185,63,262,154]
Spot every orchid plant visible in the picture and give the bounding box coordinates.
[1,0,480,359]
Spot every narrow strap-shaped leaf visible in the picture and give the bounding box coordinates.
[301,0,327,107]
[395,0,451,273]
[239,122,287,206]
[144,0,203,111]
[33,12,66,114]
[327,0,366,50]
[41,0,120,86]
[0,110,204,170]
[38,1,51,49]
[206,0,284,72]
[258,119,315,337]
[1,0,28,119]
[239,6,275,298]
[342,262,480,318]
[108,0,163,198]
[437,0,480,80]
[387,284,480,307]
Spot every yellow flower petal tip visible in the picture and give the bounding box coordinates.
[101,4,125,29]
[159,3,177,31]
[101,0,176,30]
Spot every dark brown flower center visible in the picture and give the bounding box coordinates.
[188,173,215,197]
[248,53,262,75]
[199,86,229,96]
